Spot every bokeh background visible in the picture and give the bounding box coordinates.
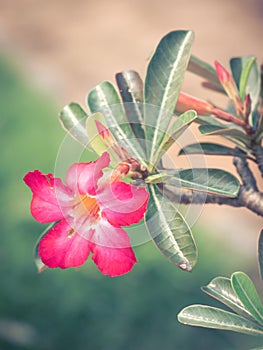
[0,0,263,349]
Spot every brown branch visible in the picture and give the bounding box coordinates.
[233,157,258,191]
[163,185,263,217]
[255,144,263,178]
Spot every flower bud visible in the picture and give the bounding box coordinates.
[176,92,213,115]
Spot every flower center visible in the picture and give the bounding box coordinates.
[79,194,100,222]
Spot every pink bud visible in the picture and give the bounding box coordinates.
[243,93,251,120]
[176,92,213,115]
[214,61,243,116]
[214,61,232,84]
[95,120,110,139]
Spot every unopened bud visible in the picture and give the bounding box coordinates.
[214,61,232,85]
[176,92,213,115]
[95,120,111,140]
[243,93,251,120]
[214,61,243,116]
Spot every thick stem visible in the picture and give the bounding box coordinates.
[163,186,263,217]
[255,144,263,178]
[233,157,258,191]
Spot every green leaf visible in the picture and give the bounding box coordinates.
[199,124,251,148]
[59,102,90,147]
[230,56,260,119]
[239,57,257,100]
[145,184,197,271]
[178,305,263,336]
[145,173,172,184]
[166,168,240,197]
[232,272,263,325]
[201,81,225,94]
[115,70,145,141]
[153,110,197,165]
[258,230,263,280]
[202,276,254,320]
[33,223,55,273]
[87,81,146,165]
[188,55,221,88]
[196,115,232,128]
[144,30,194,165]
[179,142,249,158]
[199,124,234,135]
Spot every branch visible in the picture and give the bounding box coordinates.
[255,144,263,178]
[162,157,263,217]
[233,157,258,191]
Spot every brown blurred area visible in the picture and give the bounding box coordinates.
[0,0,262,257]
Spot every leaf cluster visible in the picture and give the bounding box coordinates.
[178,272,263,348]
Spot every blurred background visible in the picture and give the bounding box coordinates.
[0,0,263,349]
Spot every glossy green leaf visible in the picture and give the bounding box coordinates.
[153,110,197,165]
[201,81,225,94]
[232,272,263,325]
[199,124,234,135]
[115,70,145,142]
[166,168,240,197]
[199,124,251,149]
[188,55,221,88]
[144,30,194,164]
[258,230,263,280]
[179,142,249,158]
[239,57,257,100]
[145,184,197,271]
[202,276,254,320]
[178,305,263,336]
[145,173,172,184]
[87,81,146,165]
[33,223,55,273]
[230,56,260,119]
[196,115,232,128]
[59,102,90,146]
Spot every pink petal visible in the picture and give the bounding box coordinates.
[98,182,149,227]
[38,220,91,269]
[66,152,110,196]
[24,170,72,223]
[90,219,137,277]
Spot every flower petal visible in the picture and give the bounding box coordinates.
[66,152,110,196]
[38,220,91,269]
[90,219,137,277]
[24,170,72,223]
[98,182,149,227]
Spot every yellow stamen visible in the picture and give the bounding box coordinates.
[79,195,100,221]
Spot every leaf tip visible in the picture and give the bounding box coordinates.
[179,262,192,272]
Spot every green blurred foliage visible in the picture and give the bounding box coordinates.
[0,55,262,350]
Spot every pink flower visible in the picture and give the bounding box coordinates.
[24,152,149,277]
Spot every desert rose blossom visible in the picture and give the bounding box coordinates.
[24,152,149,277]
